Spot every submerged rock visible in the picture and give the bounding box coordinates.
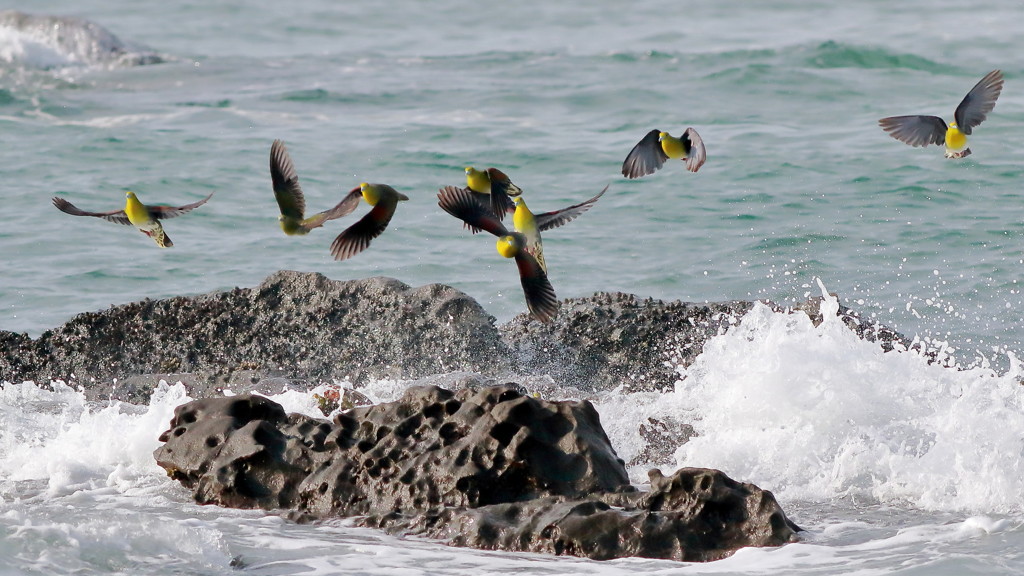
[0,11,165,68]
[154,387,799,562]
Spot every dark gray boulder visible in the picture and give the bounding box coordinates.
[1,271,507,396]
[154,387,799,562]
[0,271,912,398]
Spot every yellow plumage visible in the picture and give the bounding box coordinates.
[659,132,687,160]
[465,167,490,193]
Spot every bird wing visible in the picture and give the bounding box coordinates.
[878,115,947,147]
[437,185,510,237]
[329,191,399,261]
[52,197,131,225]
[622,129,668,178]
[301,187,363,231]
[513,247,559,322]
[485,167,520,220]
[535,185,608,232]
[270,139,306,220]
[954,69,1003,135]
[683,127,707,172]
[147,192,214,220]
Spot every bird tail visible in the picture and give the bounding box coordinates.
[159,231,173,248]
[142,226,173,247]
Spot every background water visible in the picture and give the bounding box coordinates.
[2,0,1024,574]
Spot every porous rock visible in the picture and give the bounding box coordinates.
[154,386,800,562]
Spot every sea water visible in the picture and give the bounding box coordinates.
[2,0,1023,573]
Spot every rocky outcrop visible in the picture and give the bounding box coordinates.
[154,387,800,562]
[1,271,507,396]
[0,270,911,397]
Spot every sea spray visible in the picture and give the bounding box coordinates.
[659,283,1024,513]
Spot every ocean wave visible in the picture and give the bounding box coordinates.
[0,11,166,70]
[661,288,1024,514]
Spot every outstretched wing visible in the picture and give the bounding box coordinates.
[878,115,947,147]
[270,139,306,221]
[52,197,131,225]
[302,189,363,231]
[514,248,559,322]
[682,127,706,172]
[437,185,510,237]
[329,188,397,261]
[622,129,668,179]
[148,192,214,220]
[535,185,608,232]
[954,69,1003,135]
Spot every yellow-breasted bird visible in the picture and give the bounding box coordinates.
[52,191,213,248]
[464,166,522,220]
[270,139,362,235]
[437,186,559,322]
[879,70,1004,159]
[622,128,706,178]
[449,184,607,240]
[330,183,409,261]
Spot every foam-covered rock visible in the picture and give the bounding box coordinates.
[154,387,799,561]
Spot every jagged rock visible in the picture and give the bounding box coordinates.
[154,387,799,562]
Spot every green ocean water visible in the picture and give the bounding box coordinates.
[2,1,1023,368]
[3,3,1024,575]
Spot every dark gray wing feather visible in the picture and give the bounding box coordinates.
[514,248,559,322]
[535,185,607,232]
[954,70,1003,135]
[879,115,947,147]
[622,129,667,178]
[270,139,306,220]
[148,193,214,220]
[52,197,131,225]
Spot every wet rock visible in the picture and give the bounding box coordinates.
[502,293,755,392]
[0,271,912,397]
[154,386,799,562]
[629,416,697,467]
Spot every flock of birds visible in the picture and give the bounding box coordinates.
[50,70,1004,322]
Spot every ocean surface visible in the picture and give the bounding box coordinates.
[2,0,1024,574]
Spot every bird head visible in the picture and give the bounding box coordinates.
[125,191,137,200]
[496,234,523,259]
[358,182,381,205]
[658,131,669,142]
[464,167,476,176]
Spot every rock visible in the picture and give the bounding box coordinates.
[0,271,913,398]
[1,271,508,396]
[154,387,799,562]
[0,10,165,68]
[502,293,753,393]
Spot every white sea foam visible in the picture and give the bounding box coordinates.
[647,282,1024,514]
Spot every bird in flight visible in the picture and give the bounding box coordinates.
[52,190,213,247]
[879,70,1004,159]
